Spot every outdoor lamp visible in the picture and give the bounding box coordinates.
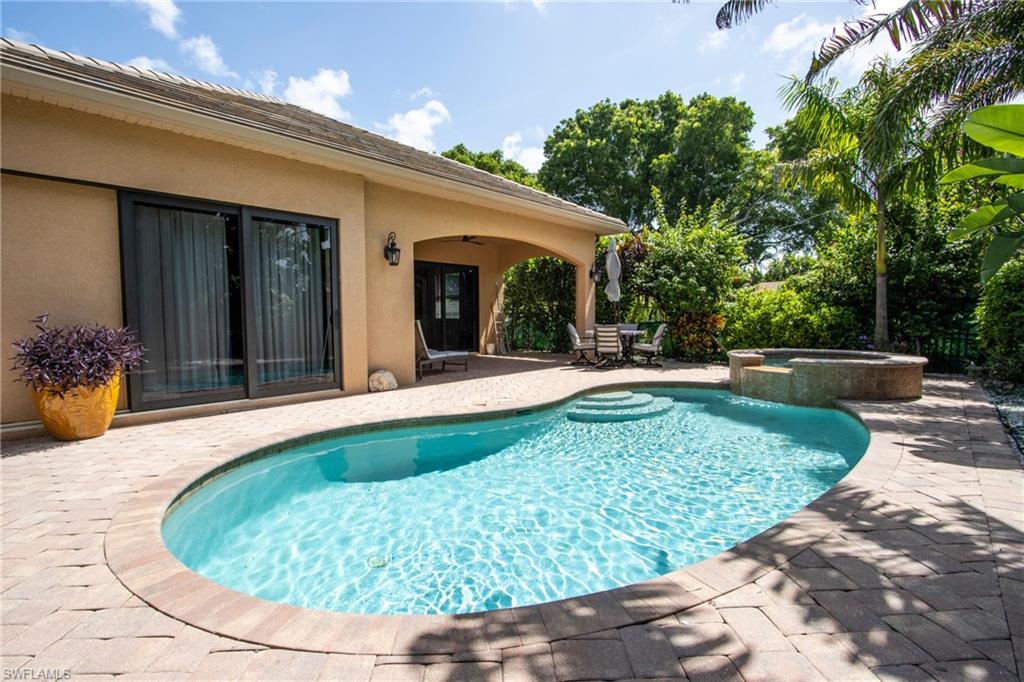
[384,232,401,266]
[589,261,601,282]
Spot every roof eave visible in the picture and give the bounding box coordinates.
[0,61,627,235]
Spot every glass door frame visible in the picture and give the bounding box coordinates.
[413,260,479,352]
[118,190,341,411]
[241,206,341,400]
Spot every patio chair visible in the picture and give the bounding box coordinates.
[594,324,622,368]
[634,323,668,366]
[415,320,469,380]
[566,323,596,365]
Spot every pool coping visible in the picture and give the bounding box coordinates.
[104,378,904,655]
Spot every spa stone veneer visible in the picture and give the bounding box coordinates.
[729,348,927,407]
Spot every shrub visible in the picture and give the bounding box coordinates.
[976,255,1024,382]
[11,315,144,396]
[635,202,747,321]
[502,258,576,353]
[722,285,859,350]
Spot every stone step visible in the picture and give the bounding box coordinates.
[577,393,655,410]
[581,391,635,403]
[567,396,674,423]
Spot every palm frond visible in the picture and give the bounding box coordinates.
[867,20,1024,162]
[714,0,778,29]
[807,0,969,80]
[778,152,874,213]
[780,78,860,152]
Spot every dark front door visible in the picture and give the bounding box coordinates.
[414,261,478,351]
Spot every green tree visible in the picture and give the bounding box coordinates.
[441,144,542,189]
[539,92,756,228]
[729,144,845,264]
[779,65,935,349]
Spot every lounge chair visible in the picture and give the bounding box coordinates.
[594,324,622,368]
[634,323,667,366]
[567,323,596,365]
[415,320,469,379]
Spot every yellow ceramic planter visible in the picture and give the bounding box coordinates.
[33,372,121,441]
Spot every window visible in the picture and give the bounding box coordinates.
[120,193,339,410]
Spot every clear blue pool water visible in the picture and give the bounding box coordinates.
[162,388,868,615]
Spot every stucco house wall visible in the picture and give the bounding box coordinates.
[0,92,606,425]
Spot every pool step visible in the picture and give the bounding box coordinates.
[567,392,674,423]
[580,391,634,403]
[576,392,655,410]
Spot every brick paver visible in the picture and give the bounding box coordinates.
[2,361,1021,681]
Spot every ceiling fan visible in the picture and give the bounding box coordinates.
[436,235,486,246]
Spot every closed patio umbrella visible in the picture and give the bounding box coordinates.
[604,239,621,303]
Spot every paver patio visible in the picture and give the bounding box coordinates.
[2,356,1021,681]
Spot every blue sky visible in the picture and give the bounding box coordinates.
[2,1,902,169]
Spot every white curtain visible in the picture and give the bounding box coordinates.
[136,205,238,396]
[249,219,331,385]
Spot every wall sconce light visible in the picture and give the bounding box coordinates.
[384,232,401,266]
[589,261,602,282]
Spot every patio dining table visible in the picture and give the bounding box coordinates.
[618,328,644,365]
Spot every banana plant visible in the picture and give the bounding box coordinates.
[941,104,1024,282]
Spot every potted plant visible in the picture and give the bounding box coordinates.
[11,314,144,441]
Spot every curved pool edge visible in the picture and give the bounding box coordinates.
[104,379,903,655]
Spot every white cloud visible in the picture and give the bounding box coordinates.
[377,100,451,152]
[127,56,172,72]
[502,131,545,173]
[4,27,36,42]
[761,14,833,57]
[730,72,747,93]
[531,0,547,13]
[761,3,903,78]
[699,29,729,53]
[257,70,278,95]
[179,34,237,78]
[410,86,437,101]
[132,0,182,40]
[283,69,353,120]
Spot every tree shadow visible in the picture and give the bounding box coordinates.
[391,380,1021,681]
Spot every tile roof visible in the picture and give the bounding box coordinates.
[0,39,625,230]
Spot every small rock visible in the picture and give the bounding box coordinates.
[368,369,398,392]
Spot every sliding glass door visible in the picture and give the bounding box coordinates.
[120,193,339,410]
[245,210,335,392]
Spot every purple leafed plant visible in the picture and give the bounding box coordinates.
[11,314,145,396]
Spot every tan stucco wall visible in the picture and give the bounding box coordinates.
[1,175,125,422]
[364,183,597,385]
[1,93,602,423]
[0,94,368,424]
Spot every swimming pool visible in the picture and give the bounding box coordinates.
[162,388,868,615]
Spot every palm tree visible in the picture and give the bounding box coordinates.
[713,1,1023,154]
[779,65,934,350]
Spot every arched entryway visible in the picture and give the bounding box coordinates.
[412,235,593,359]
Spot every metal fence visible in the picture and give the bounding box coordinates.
[912,326,981,374]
